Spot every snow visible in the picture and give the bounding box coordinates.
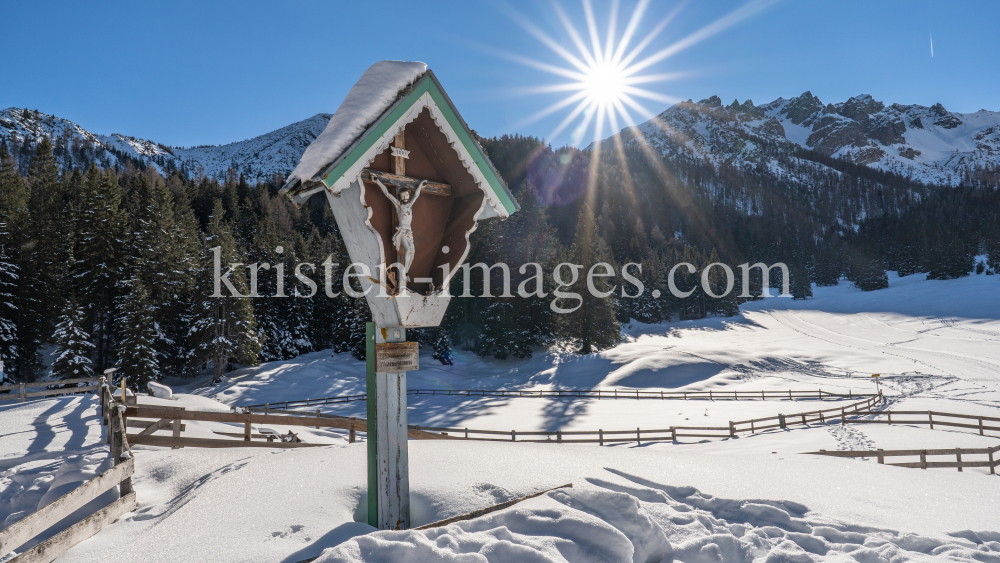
[284,61,427,191]
[146,381,172,400]
[2,272,1000,562]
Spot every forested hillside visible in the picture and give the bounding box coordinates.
[1,129,998,386]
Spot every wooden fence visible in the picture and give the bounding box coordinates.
[121,405,455,449]
[807,444,999,474]
[845,410,1000,436]
[0,377,101,403]
[0,387,134,563]
[244,388,877,411]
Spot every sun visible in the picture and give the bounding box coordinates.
[504,0,778,148]
[582,62,627,105]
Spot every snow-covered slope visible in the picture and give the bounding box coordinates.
[613,92,1000,186]
[0,108,331,184]
[2,273,999,562]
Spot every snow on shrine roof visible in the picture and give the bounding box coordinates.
[284,60,428,190]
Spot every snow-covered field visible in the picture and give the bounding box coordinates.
[2,272,999,562]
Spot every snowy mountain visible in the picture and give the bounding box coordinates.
[0,107,332,183]
[612,92,1000,186]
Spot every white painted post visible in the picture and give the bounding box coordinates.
[375,326,410,530]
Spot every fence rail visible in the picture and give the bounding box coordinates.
[807,444,999,473]
[0,377,101,403]
[846,410,1000,436]
[0,380,134,563]
[243,388,877,411]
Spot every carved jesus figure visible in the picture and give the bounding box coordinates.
[374,177,426,282]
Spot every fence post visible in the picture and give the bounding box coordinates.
[636,428,640,445]
[928,412,934,430]
[979,416,984,436]
[19,382,25,402]
[788,390,792,400]
[761,390,765,400]
[849,390,852,399]
[729,421,735,437]
[709,390,713,401]
[920,451,927,470]
[877,449,884,464]
[511,430,516,442]
[670,427,676,441]
[316,409,321,430]
[819,411,824,423]
[557,430,562,444]
[801,414,806,425]
[841,408,846,426]
[956,449,963,473]
[888,412,892,425]
[636,389,639,400]
[349,419,357,443]
[599,429,604,446]
[614,389,618,399]
[751,420,755,433]
[464,428,468,439]
[990,449,996,475]
[778,414,786,430]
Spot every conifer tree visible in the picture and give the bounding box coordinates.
[74,166,127,371]
[50,298,95,380]
[18,139,68,378]
[188,200,260,381]
[117,276,160,388]
[0,140,25,373]
[561,203,620,354]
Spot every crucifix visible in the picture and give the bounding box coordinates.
[361,131,452,294]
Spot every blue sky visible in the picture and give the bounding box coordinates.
[3,1,998,148]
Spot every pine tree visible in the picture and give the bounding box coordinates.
[50,298,95,380]
[74,166,128,371]
[188,200,260,381]
[116,276,160,388]
[0,140,25,373]
[128,174,200,374]
[18,138,69,378]
[560,203,620,354]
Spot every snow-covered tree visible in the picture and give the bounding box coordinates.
[50,299,95,380]
[188,200,260,381]
[116,276,160,388]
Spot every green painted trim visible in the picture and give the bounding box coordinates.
[365,322,377,527]
[321,76,518,216]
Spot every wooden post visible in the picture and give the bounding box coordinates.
[349,419,357,443]
[19,382,25,402]
[877,449,884,464]
[372,324,410,531]
[928,412,934,430]
[788,390,792,400]
[636,428,641,445]
[365,323,378,528]
[990,450,995,475]
[761,390,765,400]
[511,430,515,442]
[464,428,468,439]
[841,408,846,426]
[557,430,562,444]
[980,416,984,436]
[779,414,786,429]
[670,427,676,441]
[729,421,735,437]
[243,420,251,442]
[888,412,892,425]
[599,429,603,446]
[751,420,755,433]
[709,390,713,401]
[956,449,963,473]
[316,409,321,430]
[920,451,927,470]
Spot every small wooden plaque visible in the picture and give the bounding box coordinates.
[375,342,419,372]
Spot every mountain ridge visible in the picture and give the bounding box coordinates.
[4,90,1000,187]
[607,91,1000,187]
[0,107,331,183]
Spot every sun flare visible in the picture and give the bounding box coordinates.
[506,0,777,148]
